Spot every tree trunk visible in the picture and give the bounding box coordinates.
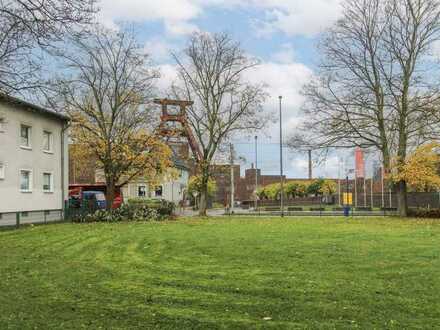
[106,179,115,210]
[397,180,408,217]
[198,181,208,216]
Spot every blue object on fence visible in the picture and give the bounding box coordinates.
[343,206,351,217]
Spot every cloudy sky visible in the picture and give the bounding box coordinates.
[98,0,354,178]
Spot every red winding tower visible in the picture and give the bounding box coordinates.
[154,98,203,162]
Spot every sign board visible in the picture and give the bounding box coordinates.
[343,193,353,205]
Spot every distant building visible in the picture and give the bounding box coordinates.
[210,163,288,204]
[70,142,191,204]
[210,163,391,205]
[0,94,69,213]
[118,158,189,204]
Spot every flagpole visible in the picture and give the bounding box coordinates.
[338,158,341,206]
[355,176,357,208]
[370,164,374,208]
[364,176,367,207]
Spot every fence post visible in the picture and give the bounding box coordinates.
[44,211,47,224]
[16,212,20,229]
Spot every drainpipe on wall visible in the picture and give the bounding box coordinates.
[61,121,70,218]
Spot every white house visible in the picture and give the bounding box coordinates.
[119,158,190,204]
[0,94,69,214]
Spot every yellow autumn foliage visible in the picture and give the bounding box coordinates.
[70,113,172,187]
[390,142,440,191]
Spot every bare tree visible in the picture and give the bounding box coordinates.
[0,0,96,94]
[56,27,171,208]
[173,32,268,216]
[294,0,440,216]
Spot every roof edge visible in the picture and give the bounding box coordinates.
[0,93,70,122]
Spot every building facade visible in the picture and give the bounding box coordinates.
[119,160,190,204]
[0,95,69,213]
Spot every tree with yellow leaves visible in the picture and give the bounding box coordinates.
[390,142,440,192]
[319,179,337,196]
[57,26,172,207]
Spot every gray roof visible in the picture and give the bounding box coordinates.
[0,93,69,122]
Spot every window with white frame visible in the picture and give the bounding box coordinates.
[42,131,53,152]
[20,169,32,192]
[0,162,4,179]
[138,185,147,197]
[155,185,163,197]
[20,125,31,148]
[43,172,53,192]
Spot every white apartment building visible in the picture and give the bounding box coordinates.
[0,94,69,214]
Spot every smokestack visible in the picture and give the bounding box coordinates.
[308,150,312,180]
[355,147,365,178]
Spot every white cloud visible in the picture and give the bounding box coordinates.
[245,60,313,138]
[431,40,440,59]
[272,43,296,63]
[155,64,179,94]
[251,0,342,37]
[144,38,174,63]
[97,0,201,34]
[97,0,343,37]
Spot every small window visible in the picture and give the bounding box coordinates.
[0,162,4,179]
[0,117,5,132]
[43,172,53,192]
[138,185,146,197]
[20,170,32,192]
[43,131,53,152]
[155,186,163,197]
[21,211,29,217]
[20,125,31,148]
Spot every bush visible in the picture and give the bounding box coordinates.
[72,201,171,223]
[127,198,175,216]
[408,208,440,219]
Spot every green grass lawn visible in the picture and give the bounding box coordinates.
[1,217,440,329]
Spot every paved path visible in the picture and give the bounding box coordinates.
[177,208,226,217]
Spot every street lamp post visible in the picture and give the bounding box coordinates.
[255,135,258,212]
[279,96,284,217]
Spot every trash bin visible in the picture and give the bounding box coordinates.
[343,206,351,217]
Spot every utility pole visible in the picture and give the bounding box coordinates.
[255,136,258,211]
[230,143,235,214]
[279,96,284,217]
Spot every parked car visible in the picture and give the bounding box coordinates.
[82,191,107,209]
[69,190,107,209]
[68,184,123,209]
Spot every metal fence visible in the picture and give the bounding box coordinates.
[0,209,64,228]
[241,192,440,210]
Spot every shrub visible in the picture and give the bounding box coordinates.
[72,201,171,223]
[127,198,175,216]
[408,208,440,219]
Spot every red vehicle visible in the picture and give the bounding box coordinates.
[68,184,123,209]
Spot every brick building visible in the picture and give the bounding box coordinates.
[210,164,287,204]
[210,163,394,206]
